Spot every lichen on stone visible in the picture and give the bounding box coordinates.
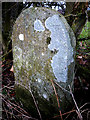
[34,19,45,32]
[45,14,74,82]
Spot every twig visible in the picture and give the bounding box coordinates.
[64,107,76,120]
[51,79,63,120]
[0,85,14,91]
[3,101,9,120]
[49,109,76,119]
[2,97,37,120]
[81,108,90,114]
[28,83,42,120]
[69,85,83,120]
[53,81,70,94]
[17,83,42,120]
[87,111,90,120]
[80,102,90,110]
[65,13,83,18]
[1,93,31,117]
[3,98,27,118]
[62,109,76,116]
[0,49,12,59]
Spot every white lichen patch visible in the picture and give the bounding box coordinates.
[34,19,45,32]
[37,78,41,83]
[19,34,24,41]
[43,93,47,99]
[35,7,37,10]
[45,15,74,83]
[41,52,44,56]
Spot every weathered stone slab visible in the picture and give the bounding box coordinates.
[12,7,76,119]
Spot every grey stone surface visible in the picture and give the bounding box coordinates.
[12,7,76,119]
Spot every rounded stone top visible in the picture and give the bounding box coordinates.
[12,7,76,86]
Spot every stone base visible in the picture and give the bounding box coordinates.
[15,84,73,120]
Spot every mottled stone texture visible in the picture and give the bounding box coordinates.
[12,7,76,119]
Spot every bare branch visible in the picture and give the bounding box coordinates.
[69,85,83,120]
[51,79,63,120]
